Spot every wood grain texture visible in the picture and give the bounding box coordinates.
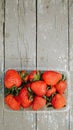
[0,0,72,130]
[69,1,73,130]
[37,0,68,70]
[37,112,70,130]
[70,71,73,130]
[4,0,36,130]
[0,77,4,127]
[0,0,4,71]
[4,111,36,130]
[5,0,36,69]
[69,0,73,70]
[37,0,69,130]
[0,0,4,129]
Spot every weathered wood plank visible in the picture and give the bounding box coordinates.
[0,0,5,129]
[69,1,73,130]
[37,0,69,130]
[37,112,70,130]
[5,0,36,69]
[4,111,36,130]
[4,0,36,130]
[70,0,73,71]
[0,0,4,71]
[70,71,73,130]
[0,76,4,128]
[0,73,4,130]
[37,0,68,70]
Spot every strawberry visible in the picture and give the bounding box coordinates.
[46,86,56,97]
[28,70,41,82]
[14,95,21,104]
[19,70,29,83]
[5,94,20,110]
[4,69,22,89]
[51,94,66,109]
[42,71,62,86]
[19,87,33,108]
[31,81,47,96]
[32,96,46,110]
[55,80,67,94]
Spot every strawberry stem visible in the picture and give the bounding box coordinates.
[10,86,19,96]
[33,71,41,81]
[27,87,34,100]
[46,103,52,107]
[62,74,67,81]
[57,74,67,84]
[19,70,28,83]
[28,93,34,100]
[43,95,47,99]
[47,85,51,90]
[43,93,56,106]
[19,70,27,78]
[43,95,52,102]
[27,87,33,93]
[4,88,10,96]
[34,74,40,81]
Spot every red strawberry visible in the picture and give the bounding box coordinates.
[46,86,56,97]
[51,94,66,109]
[42,71,62,85]
[4,69,22,89]
[32,96,46,110]
[55,80,67,94]
[31,81,47,96]
[5,94,20,110]
[19,87,33,108]
[19,70,29,82]
[28,70,40,81]
[14,95,21,104]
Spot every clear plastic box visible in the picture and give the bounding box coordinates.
[3,67,71,113]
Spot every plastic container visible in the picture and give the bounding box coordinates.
[3,67,71,112]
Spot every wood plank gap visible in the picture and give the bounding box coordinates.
[36,0,37,69]
[3,0,5,72]
[35,0,37,130]
[3,0,5,128]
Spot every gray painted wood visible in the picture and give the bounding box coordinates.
[4,111,36,130]
[0,0,72,130]
[0,0,4,129]
[37,112,69,130]
[37,0,68,70]
[5,0,36,69]
[0,86,4,130]
[69,1,73,130]
[70,72,73,130]
[0,0,4,71]
[70,0,73,71]
[4,0,36,130]
[37,0,69,130]
[0,77,4,129]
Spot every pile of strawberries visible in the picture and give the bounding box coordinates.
[4,69,67,111]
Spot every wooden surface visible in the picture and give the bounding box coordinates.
[4,0,36,130]
[37,0,68,70]
[0,0,73,130]
[37,1,69,130]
